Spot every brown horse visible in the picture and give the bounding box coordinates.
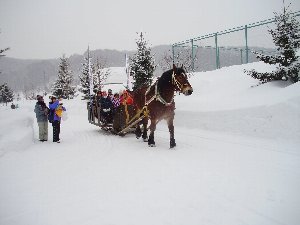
[133,64,193,148]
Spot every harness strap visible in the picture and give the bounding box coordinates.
[145,75,174,107]
[126,105,148,126]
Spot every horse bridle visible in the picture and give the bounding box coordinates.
[172,70,189,93]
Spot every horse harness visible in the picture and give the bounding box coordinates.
[144,70,187,106]
[118,69,189,135]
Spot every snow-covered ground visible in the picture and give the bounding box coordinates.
[0,63,299,225]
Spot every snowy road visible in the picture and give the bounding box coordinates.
[0,101,299,225]
[1,64,300,225]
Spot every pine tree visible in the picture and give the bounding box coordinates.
[0,47,9,57]
[79,56,110,99]
[79,56,92,99]
[52,55,75,99]
[94,58,110,91]
[0,84,2,103]
[0,83,14,105]
[0,31,10,75]
[130,32,155,90]
[246,6,300,83]
[0,31,9,58]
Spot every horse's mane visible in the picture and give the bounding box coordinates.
[158,67,185,90]
[133,67,186,107]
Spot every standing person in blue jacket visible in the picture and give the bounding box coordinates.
[49,96,66,143]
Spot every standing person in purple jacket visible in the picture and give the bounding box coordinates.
[49,96,66,143]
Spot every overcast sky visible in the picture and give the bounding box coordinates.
[0,0,299,59]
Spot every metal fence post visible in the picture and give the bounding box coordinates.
[215,33,219,69]
[245,25,249,63]
[217,47,220,69]
[240,49,243,64]
[191,39,194,71]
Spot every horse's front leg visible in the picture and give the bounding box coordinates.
[142,117,148,142]
[167,117,176,148]
[148,119,156,147]
[135,124,142,139]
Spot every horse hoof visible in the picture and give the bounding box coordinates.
[170,140,176,148]
[148,144,156,147]
[135,130,142,139]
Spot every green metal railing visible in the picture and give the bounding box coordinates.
[172,10,300,71]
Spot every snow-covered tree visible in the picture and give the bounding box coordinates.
[0,31,9,58]
[0,83,14,105]
[79,56,93,99]
[79,56,110,99]
[94,58,110,91]
[0,46,9,58]
[130,32,156,90]
[52,55,75,99]
[0,31,10,75]
[246,6,300,83]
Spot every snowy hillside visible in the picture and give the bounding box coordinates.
[0,63,299,225]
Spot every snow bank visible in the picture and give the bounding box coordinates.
[174,62,300,142]
[0,102,35,157]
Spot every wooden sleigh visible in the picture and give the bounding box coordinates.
[88,101,148,136]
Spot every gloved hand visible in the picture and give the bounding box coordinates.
[103,108,111,112]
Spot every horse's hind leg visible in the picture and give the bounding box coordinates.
[167,117,176,148]
[148,119,156,147]
[135,124,142,139]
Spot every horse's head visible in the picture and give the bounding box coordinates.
[172,64,193,96]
